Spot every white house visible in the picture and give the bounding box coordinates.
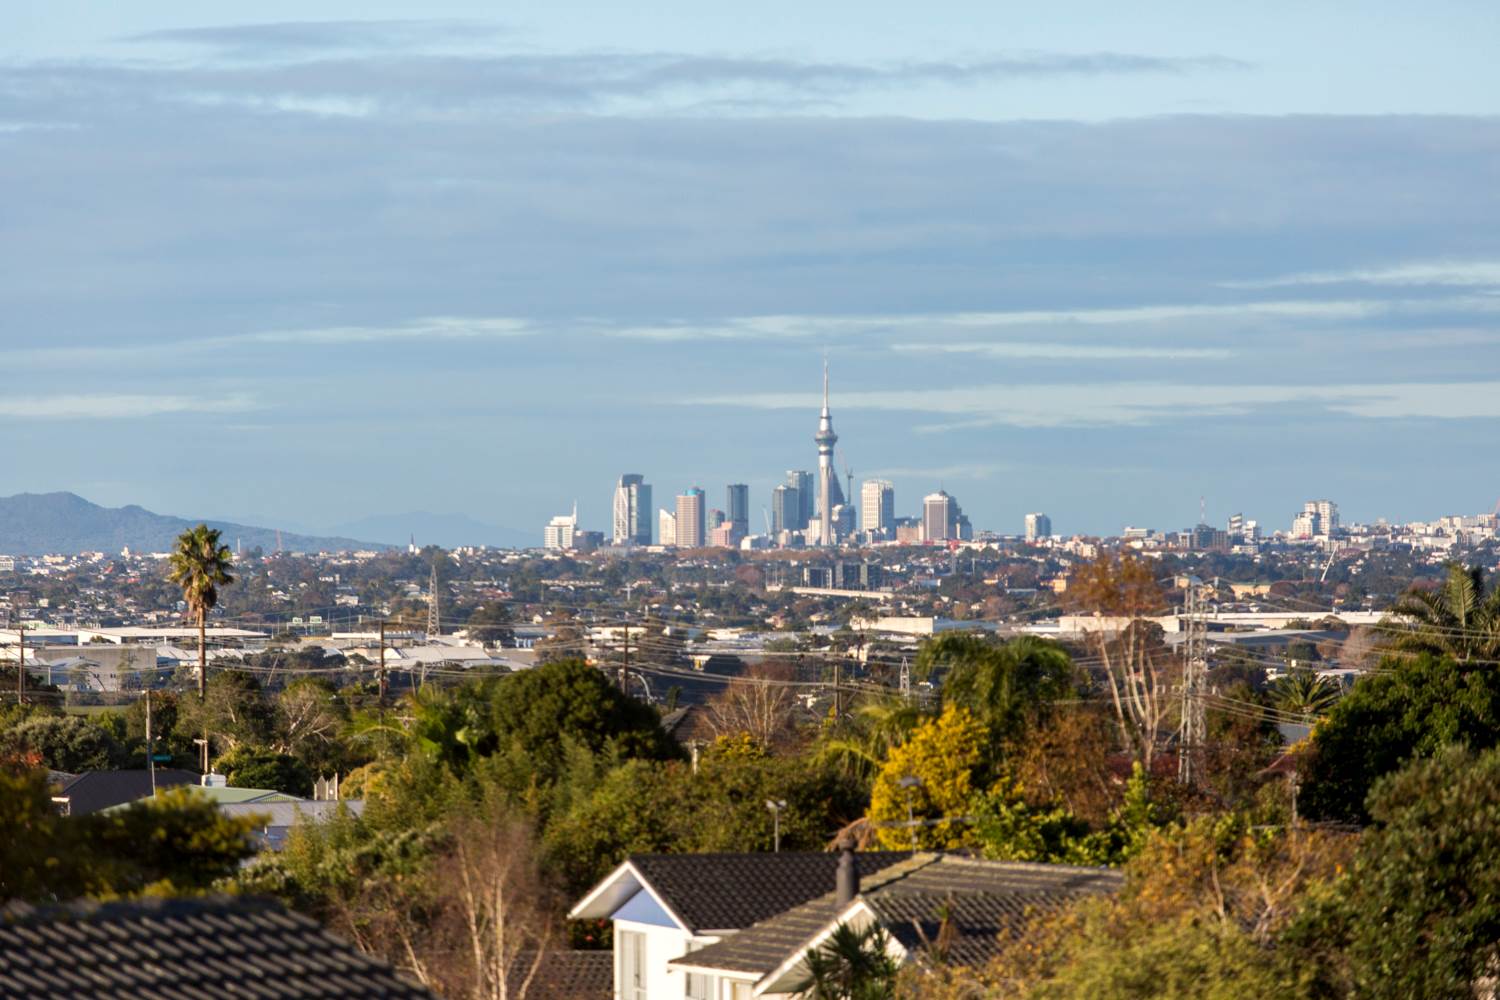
[568,851,908,1000]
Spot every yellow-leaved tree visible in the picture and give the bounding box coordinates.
[868,705,988,851]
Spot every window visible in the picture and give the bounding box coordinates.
[685,971,713,1000]
[619,930,647,1000]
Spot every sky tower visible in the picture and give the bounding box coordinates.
[815,360,839,546]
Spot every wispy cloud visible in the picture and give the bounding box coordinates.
[125,20,513,57]
[1228,260,1500,289]
[894,342,1233,360]
[0,393,257,420]
[688,380,1500,428]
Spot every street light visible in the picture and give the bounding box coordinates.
[765,799,787,852]
[898,776,923,852]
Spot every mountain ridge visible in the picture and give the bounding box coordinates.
[0,492,380,555]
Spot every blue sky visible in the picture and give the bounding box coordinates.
[3,3,1500,540]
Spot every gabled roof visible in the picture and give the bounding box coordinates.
[673,854,1124,990]
[54,769,199,815]
[570,852,910,933]
[513,951,613,1000]
[0,896,435,998]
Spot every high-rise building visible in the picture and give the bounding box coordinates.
[786,471,813,529]
[813,362,840,546]
[861,480,895,540]
[543,504,578,550]
[675,488,705,548]
[1024,512,1052,542]
[658,509,677,547]
[1293,499,1340,539]
[726,484,750,535]
[771,485,800,536]
[923,491,953,543]
[612,474,652,546]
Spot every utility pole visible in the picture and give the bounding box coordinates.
[146,689,156,795]
[377,620,388,707]
[619,618,630,694]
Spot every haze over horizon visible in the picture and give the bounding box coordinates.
[5,2,1500,539]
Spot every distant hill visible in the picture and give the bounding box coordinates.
[0,492,379,555]
[330,511,532,550]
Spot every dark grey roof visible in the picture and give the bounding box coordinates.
[55,769,200,815]
[674,854,1123,977]
[515,950,612,1000]
[0,896,435,999]
[630,852,910,932]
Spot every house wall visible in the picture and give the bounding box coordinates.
[613,917,724,999]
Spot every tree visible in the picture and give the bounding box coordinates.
[176,669,277,761]
[1336,746,1500,998]
[705,662,798,747]
[867,707,987,851]
[915,634,1075,748]
[488,660,678,781]
[1298,652,1500,823]
[275,678,351,773]
[797,923,900,1000]
[167,523,235,701]
[1269,670,1340,722]
[0,767,258,902]
[1,713,127,772]
[216,744,315,797]
[1382,562,1500,663]
[817,697,930,784]
[1068,553,1175,770]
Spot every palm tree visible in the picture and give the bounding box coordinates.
[915,634,1076,744]
[1382,562,1500,664]
[1271,670,1341,722]
[167,524,234,700]
[796,923,899,1000]
[817,696,929,781]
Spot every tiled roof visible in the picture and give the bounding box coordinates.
[674,854,1123,977]
[629,852,910,932]
[0,896,436,999]
[515,950,613,1000]
[54,769,200,815]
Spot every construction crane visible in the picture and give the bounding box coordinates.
[762,506,772,535]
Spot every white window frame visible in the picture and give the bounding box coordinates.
[618,929,648,1000]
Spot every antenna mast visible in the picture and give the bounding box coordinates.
[427,563,440,637]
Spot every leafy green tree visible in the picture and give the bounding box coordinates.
[167,524,235,700]
[1269,670,1341,722]
[972,782,1102,865]
[488,659,678,780]
[915,634,1076,747]
[1299,652,1500,823]
[216,744,314,796]
[817,697,930,784]
[275,678,351,773]
[796,923,900,1000]
[0,768,259,901]
[1,713,127,772]
[1382,562,1500,663]
[1336,745,1500,998]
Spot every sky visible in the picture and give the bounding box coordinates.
[3,2,1500,541]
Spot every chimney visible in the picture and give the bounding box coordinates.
[835,833,858,907]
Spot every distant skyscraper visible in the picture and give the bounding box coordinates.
[612,474,652,545]
[658,509,677,547]
[1024,512,1052,542]
[923,491,953,543]
[676,488,705,548]
[771,484,799,536]
[726,484,750,535]
[813,362,840,546]
[786,470,813,529]
[861,480,895,539]
[1293,499,1339,539]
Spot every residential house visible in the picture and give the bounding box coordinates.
[673,850,1122,997]
[568,851,908,1000]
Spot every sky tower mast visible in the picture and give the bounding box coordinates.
[815,360,839,547]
